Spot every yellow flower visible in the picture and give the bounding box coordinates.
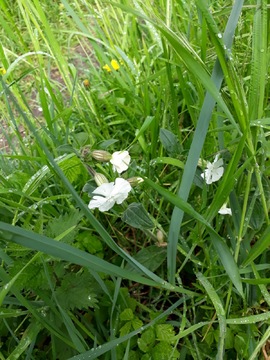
[82,79,90,88]
[0,67,6,75]
[102,59,120,72]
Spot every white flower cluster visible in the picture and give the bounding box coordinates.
[201,154,232,216]
[88,150,132,212]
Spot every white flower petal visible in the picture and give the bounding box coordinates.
[112,178,132,203]
[201,155,224,184]
[88,195,116,212]
[210,167,224,182]
[88,177,131,211]
[89,195,107,209]
[218,204,232,215]
[98,198,116,212]
[214,158,223,168]
[110,150,131,174]
[92,182,114,197]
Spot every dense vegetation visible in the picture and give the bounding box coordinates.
[0,0,270,359]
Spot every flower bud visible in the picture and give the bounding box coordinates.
[156,230,167,247]
[156,230,164,243]
[127,177,144,187]
[197,158,206,167]
[94,173,109,186]
[80,145,92,162]
[91,150,112,162]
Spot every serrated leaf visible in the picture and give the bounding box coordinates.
[132,318,143,330]
[55,271,98,310]
[122,203,154,230]
[159,128,182,157]
[23,154,83,196]
[46,209,83,244]
[8,257,53,291]
[152,342,179,360]
[155,324,176,343]
[120,308,134,321]
[76,231,103,257]
[119,321,132,337]
[138,328,156,353]
[60,154,85,184]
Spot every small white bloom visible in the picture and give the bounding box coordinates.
[88,178,132,212]
[201,155,224,184]
[218,203,232,215]
[110,151,131,174]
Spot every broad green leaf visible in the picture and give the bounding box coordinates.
[159,128,182,157]
[122,203,154,230]
[125,246,166,273]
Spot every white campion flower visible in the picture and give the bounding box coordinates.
[110,150,131,174]
[201,155,224,184]
[218,203,232,215]
[88,177,132,212]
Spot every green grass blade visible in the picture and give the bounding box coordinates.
[6,321,42,360]
[226,311,270,325]
[250,263,270,306]
[0,221,195,295]
[249,325,270,360]
[167,0,244,284]
[248,0,268,121]
[144,177,243,296]
[197,272,226,360]
[111,2,235,124]
[242,224,270,267]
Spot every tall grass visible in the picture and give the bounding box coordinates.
[0,0,270,359]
